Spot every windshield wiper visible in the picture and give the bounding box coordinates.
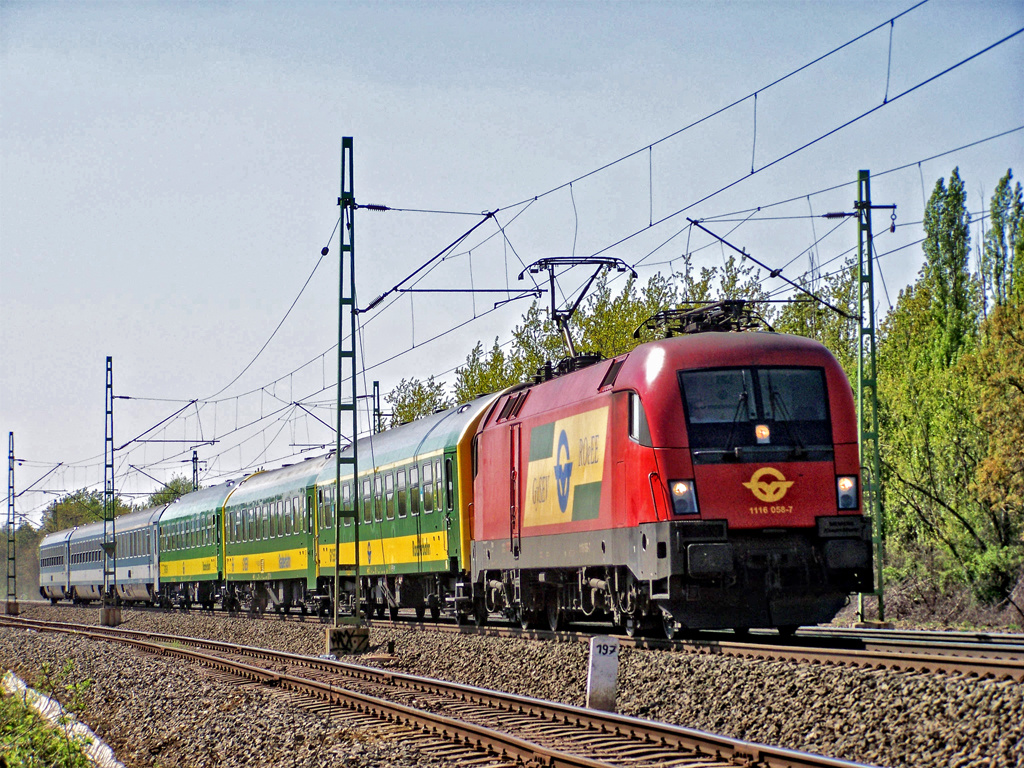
[768,389,807,459]
[722,391,749,461]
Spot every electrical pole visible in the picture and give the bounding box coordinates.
[101,356,121,625]
[6,432,18,615]
[855,170,894,625]
[327,136,367,655]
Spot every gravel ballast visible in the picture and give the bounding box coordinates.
[3,604,1022,768]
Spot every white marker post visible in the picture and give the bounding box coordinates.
[586,635,620,712]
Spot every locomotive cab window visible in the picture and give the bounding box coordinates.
[679,366,831,462]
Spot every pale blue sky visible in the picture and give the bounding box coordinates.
[2,1,1022,523]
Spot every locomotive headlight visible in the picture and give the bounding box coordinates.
[670,480,699,514]
[837,476,858,510]
[755,424,770,444]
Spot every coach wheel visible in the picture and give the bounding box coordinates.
[415,606,426,621]
[389,605,399,622]
[50,597,59,606]
[430,605,441,621]
[778,625,798,639]
[624,615,639,638]
[548,606,565,634]
[375,604,385,619]
[734,627,750,638]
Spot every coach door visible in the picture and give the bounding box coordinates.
[509,423,522,559]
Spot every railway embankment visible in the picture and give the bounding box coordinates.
[2,604,1021,768]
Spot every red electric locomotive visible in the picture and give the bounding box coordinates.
[467,302,872,636]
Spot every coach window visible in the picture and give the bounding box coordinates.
[397,469,407,518]
[374,475,384,522]
[342,483,352,527]
[629,392,653,446]
[422,462,433,513]
[362,479,372,523]
[245,508,253,541]
[409,466,420,516]
[385,472,395,520]
[435,459,443,511]
[445,458,455,512]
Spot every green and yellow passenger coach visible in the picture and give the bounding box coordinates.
[221,456,331,615]
[157,481,235,610]
[316,393,500,620]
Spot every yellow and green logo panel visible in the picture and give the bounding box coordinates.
[525,407,608,527]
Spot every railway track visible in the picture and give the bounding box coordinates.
[22,600,1024,681]
[2,614,879,768]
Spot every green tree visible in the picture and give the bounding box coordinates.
[148,474,195,507]
[38,489,131,534]
[922,168,979,367]
[876,168,1024,609]
[453,338,515,403]
[981,169,1024,308]
[384,376,451,427]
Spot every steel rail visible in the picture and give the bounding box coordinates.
[2,616,882,768]
[21,602,1024,679]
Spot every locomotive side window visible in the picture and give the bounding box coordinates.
[628,392,653,446]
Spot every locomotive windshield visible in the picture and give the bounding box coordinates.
[679,366,831,462]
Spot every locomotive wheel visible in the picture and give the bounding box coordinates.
[778,625,798,639]
[389,605,399,621]
[473,600,488,627]
[415,605,426,621]
[623,616,639,638]
[430,605,441,621]
[518,609,534,631]
[375,604,385,619]
[734,627,750,638]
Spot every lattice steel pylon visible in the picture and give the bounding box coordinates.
[6,432,18,614]
[102,356,119,624]
[334,136,362,628]
[855,170,893,623]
